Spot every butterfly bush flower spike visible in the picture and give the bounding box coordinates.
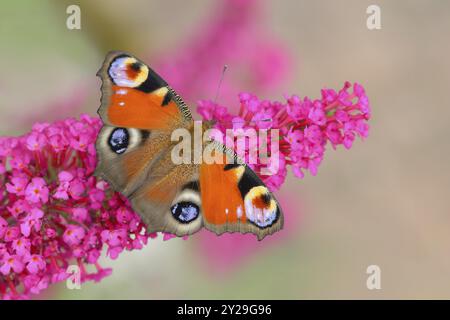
[198,82,371,190]
[0,115,158,299]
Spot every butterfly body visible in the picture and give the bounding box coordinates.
[95,51,283,240]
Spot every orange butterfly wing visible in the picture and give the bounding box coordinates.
[107,85,181,130]
[200,154,283,241]
[200,163,247,225]
[97,51,191,131]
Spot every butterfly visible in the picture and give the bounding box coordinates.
[95,51,283,240]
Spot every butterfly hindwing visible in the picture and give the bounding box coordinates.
[130,158,203,236]
[199,147,284,240]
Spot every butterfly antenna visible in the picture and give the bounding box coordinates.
[211,65,270,126]
[214,64,228,104]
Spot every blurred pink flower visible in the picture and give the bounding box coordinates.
[197,194,301,274]
[155,0,291,109]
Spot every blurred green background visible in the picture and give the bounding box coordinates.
[1,0,450,299]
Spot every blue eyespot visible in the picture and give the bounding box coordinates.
[170,201,200,223]
[109,128,129,154]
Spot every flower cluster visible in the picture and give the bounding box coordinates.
[155,0,290,107]
[0,115,158,299]
[198,82,371,191]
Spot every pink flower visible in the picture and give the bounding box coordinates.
[116,207,133,225]
[72,208,88,222]
[26,133,46,151]
[101,229,132,259]
[4,227,20,242]
[53,171,74,200]
[88,188,105,209]
[286,95,305,120]
[292,165,304,179]
[7,200,30,218]
[162,233,188,242]
[70,133,90,152]
[12,237,31,256]
[68,179,86,200]
[20,208,44,237]
[198,82,371,189]
[63,226,85,246]
[6,176,29,196]
[162,233,177,241]
[24,275,49,295]
[25,178,49,204]
[101,229,126,247]
[286,128,303,148]
[25,255,46,274]
[85,267,112,283]
[308,104,326,125]
[0,115,158,299]
[0,254,24,275]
